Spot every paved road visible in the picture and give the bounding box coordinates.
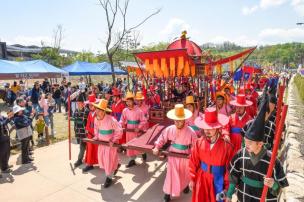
[0,140,191,202]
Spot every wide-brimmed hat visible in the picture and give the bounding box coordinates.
[112,88,123,96]
[245,83,253,90]
[216,91,227,101]
[223,83,234,94]
[230,94,253,107]
[149,85,158,92]
[124,91,134,100]
[185,95,196,105]
[166,104,192,120]
[92,99,112,113]
[194,107,229,129]
[85,94,100,105]
[135,91,145,100]
[13,105,25,114]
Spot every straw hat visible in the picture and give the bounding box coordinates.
[223,84,234,94]
[185,95,196,105]
[85,94,100,105]
[216,91,227,101]
[194,107,229,129]
[92,99,112,113]
[229,94,252,107]
[124,91,135,100]
[166,104,193,120]
[135,91,145,100]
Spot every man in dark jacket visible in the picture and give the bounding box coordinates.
[73,95,89,168]
[52,84,62,113]
[13,105,34,164]
[0,111,14,176]
[30,82,42,113]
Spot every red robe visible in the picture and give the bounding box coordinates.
[111,100,126,144]
[85,111,98,165]
[228,112,252,155]
[246,91,258,117]
[189,136,234,202]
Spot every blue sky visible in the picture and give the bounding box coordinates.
[1,0,304,53]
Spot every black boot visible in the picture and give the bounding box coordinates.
[82,165,94,173]
[103,177,112,188]
[142,153,147,161]
[113,164,121,176]
[74,160,82,168]
[183,185,190,194]
[163,194,171,202]
[126,160,136,168]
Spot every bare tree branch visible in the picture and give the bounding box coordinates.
[98,0,160,83]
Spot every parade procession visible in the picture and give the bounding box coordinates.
[1,1,304,202]
[57,31,290,202]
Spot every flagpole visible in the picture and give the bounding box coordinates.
[260,85,286,202]
[68,92,71,161]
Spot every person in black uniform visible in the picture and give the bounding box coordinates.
[0,111,14,176]
[226,96,288,202]
[73,95,89,168]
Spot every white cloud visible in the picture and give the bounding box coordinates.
[242,0,301,16]
[259,27,304,41]
[242,5,259,15]
[207,35,259,46]
[159,18,200,41]
[205,27,304,47]
[291,0,304,16]
[260,0,288,9]
[7,36,53,46]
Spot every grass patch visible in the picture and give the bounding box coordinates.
[294,73,304,103]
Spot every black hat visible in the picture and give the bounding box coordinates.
[268,82,277,97]
[269,95,277,104]
[245,94,268,142]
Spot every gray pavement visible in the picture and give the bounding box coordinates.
[0,140,191,202]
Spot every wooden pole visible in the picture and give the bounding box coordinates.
[68,92,71,161]
[260,105,288,202]
[260,85,285,202]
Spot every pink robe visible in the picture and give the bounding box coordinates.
[154,125,197,197]
[94,114,123,175]
[186,110,203,137]
[138,103,150,130]
[120,106,147,157]
[217,104,231,116]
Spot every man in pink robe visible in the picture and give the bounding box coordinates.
[93,99,123,188]
[152,104,197,202]
[215,91,232,116]
[185,96,203,137]
[135,91,150,131]
[120,92,147,167]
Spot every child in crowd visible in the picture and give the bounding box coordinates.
[35,113,45,144]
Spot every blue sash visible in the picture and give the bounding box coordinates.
[201,161,225,201]
[231,127,241,134]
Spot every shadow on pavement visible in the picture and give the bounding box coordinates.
[12,163,37,175]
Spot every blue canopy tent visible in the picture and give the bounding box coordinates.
[63,61,103,76]
[98,62,127,75]
[62,61,127,76]
[0,59,67,80]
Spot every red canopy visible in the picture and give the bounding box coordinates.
[167,38,202,57]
